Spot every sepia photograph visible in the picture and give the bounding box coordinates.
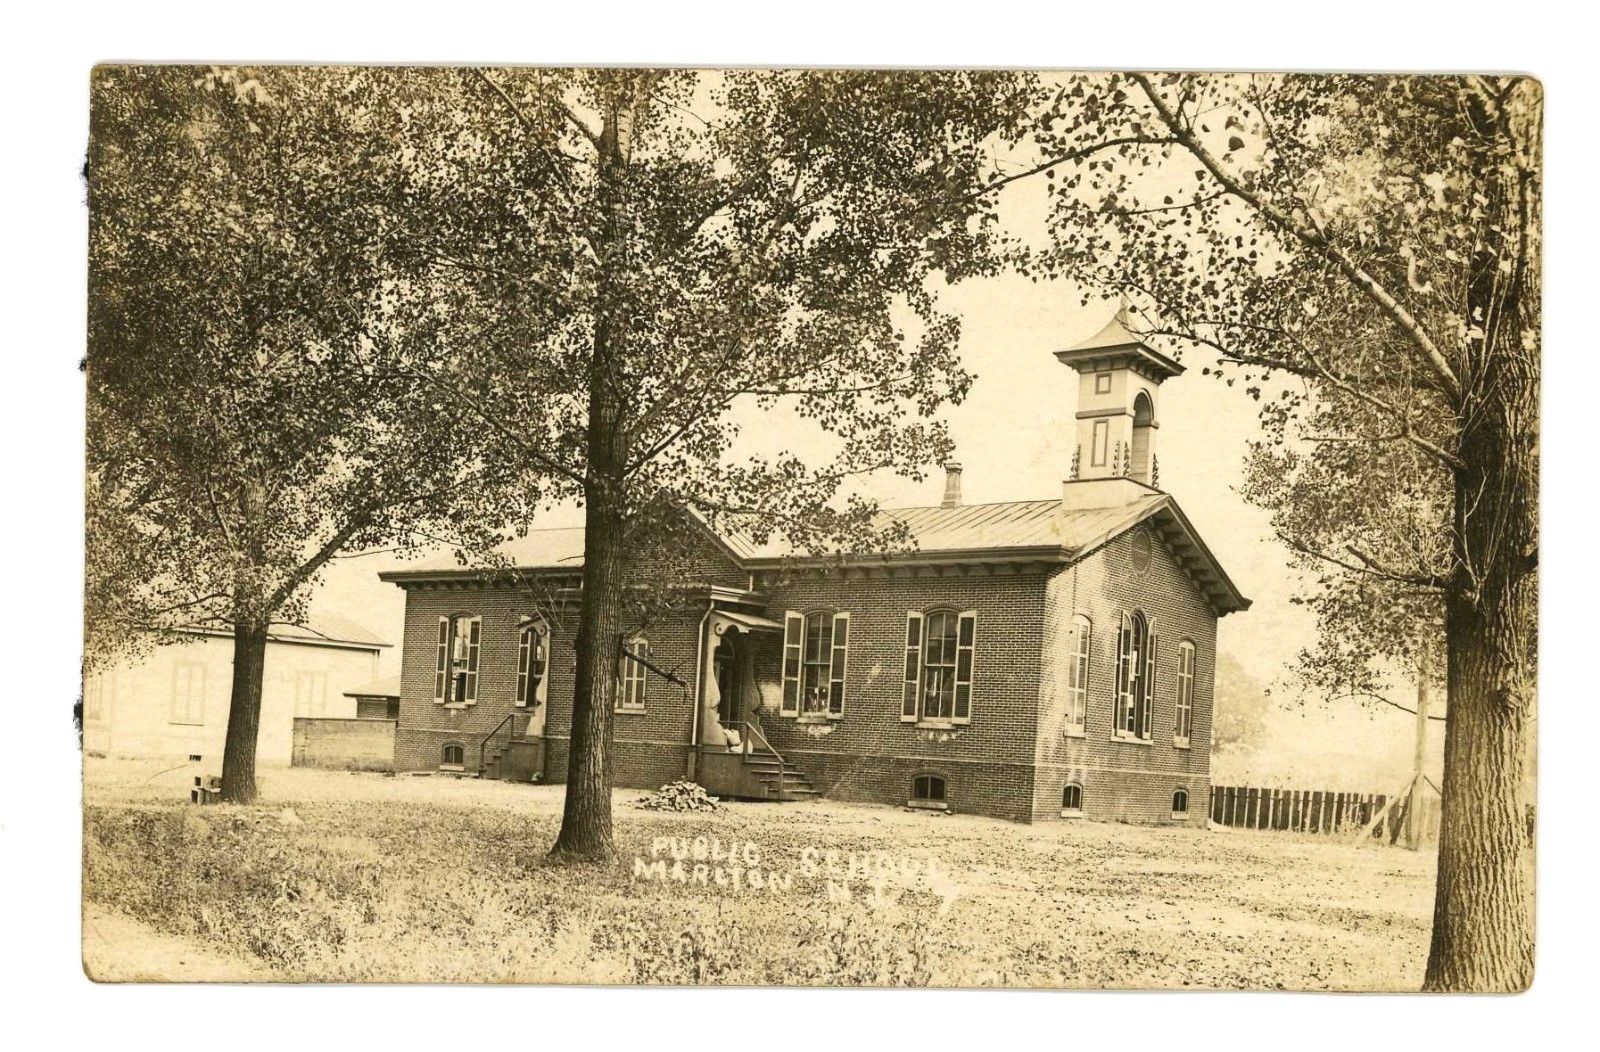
[74,60,1540,995]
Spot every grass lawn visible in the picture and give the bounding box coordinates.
[82,758,1436,988]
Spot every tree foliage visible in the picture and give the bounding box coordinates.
[367,69,1044,856]
[1026,71,1539,991]
[87,66,514,799]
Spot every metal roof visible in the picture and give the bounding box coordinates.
[343,674,402,699]
[379,527,587,580]
[1052,303,1186,381]
[376,489,1249,615]
[177,612,390,650]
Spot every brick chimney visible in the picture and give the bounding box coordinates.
[941,461,963,509]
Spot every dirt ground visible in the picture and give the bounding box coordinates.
[81,758,1437,988]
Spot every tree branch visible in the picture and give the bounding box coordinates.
[1129,72,1462,402]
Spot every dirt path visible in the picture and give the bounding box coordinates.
[82,903,275,983]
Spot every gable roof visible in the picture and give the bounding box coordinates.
[176,612,390,651]
[379,487,1250,615]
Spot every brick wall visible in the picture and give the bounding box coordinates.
[387,515,1223,827]
[751,568,1050,823]
[393,522,741,786]
[1033,522,1216,826]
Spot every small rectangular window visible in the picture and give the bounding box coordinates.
[618,638,649,712]
[1091,419,1110,467]
[1094,372,1112,394]
[169,662,205,726]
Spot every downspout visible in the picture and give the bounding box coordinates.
[688,600,715,782]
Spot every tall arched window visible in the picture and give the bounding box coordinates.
[1066,615,1091,734]
[435,613,481,706]
[1172,788,1189,815]
[617,637,649,712]
[518,619,550,709]
[900,609,975,725]
[1115,610,1157,739]
[781,610,851,718]
[1131,390,1155,484]
[1174,640,1196,746]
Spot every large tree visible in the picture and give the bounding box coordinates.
[1031,73,1538,990]
[374,68,1041,859]
[88,67,512,802]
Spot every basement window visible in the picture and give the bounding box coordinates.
[1172,788,1189,816]
[909,774,948,811]
[1061,783,1084,817]
[441,742,465,769]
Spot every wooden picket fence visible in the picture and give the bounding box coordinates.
[1208,783,1441,842]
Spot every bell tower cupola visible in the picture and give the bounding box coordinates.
[1053,302,1185,490]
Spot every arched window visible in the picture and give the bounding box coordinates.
[1172,788,1189,815]
[911,774,947,808]
[1174,640,1196,745]
[518,619,550,709]
[1115,610,1157,739]
[435,613,481,705]
[1065,614,1091,734]
[780,610,851,718]
[441,742,465,767]
[617,637,649,712]
[1062,783,1084,814]
[1131,391,1155,484]
[900,609,976,725]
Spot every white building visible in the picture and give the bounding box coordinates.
[82,613,388,766]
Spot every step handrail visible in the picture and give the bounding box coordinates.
[735,718,784,797]
[478,709,519,774]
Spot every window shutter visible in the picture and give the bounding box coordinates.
[1142,630,1158,739]
[828,612,850,717]
[781,612,803,716]
[953,610,976,723]
[1116,613,1133,734]
[902,612,924,722]
[516,629,531,707]
[464,618,482,702]
[434,618,449,702]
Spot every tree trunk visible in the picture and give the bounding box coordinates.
[552,86,634,860]
[1424,87,1539,988]
[218,619,269,804]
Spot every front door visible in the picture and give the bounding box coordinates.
[714,635,741,728]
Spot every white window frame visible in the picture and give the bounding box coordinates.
[1065,614,1091,735]
[169,661,206,726]
[1174,639,1196,747]
[782,611,849,719]
[517,618,551,710]
[617,637,649,712]
[905,609,976,726]
[1114,611,1156,741]
[436,614,481,707]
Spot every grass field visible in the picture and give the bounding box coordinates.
[82,758,1436,988]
